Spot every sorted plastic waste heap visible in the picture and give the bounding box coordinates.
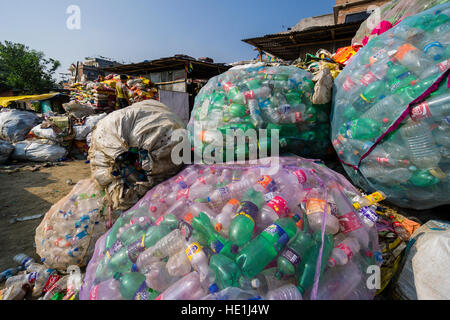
[80,156,382,300]
[331,3,450,209]
[187,63,333,161]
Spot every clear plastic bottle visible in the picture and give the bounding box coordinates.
[400,119,441,169]
[156,271,207,300]
[145,261,180,292]
[89,277,123,300]
[315,261,363,300]
[433,117,450,148]
[202,285,260,300]
[136,229,187,270]
[394,43,435,77]
[13,253,35,270]
[214,198,240,232]
[409,93,450,122]
[304,188,340,235]
[352,191,386,210]
[166,249,192,277]
[328,237,361,267]
[42,275,70,300]
[185,240,210,282]
[265,284,303,300]
[360,94,406,125]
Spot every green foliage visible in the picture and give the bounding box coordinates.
[0,41,61,94]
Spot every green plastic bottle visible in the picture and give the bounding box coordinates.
[339,118,382,140]
[409,169,440,187]
[209,253,243,290]
[354,80,388,108]
[229,201,259,247]
[229,103,248,118]
[191,212,238,260]
[114,272,159,300]
[235,217,298,278]
[276,216,314,278]
[296,231,334,295]
[107,215,179,273]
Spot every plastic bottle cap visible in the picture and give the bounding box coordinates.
[160,198,166,204]
[184,213,193,224]
[328,258,336,267]
[365,250,373,258]
[209,283,219,294]
[251,278,261,288]
[150,206,157,212]
[230,244,239,254]
[214,223,222,232]
[131,264,138,272]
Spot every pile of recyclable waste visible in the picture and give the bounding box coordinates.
[79,156,382,300]
[331,3,450,210]
[187,63,334,161]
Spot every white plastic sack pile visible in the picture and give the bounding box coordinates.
[0,139,14,164]
[73,113,107,141]
[0,109,41,142]
[89,100,185,211]
[11,140,68,162]
[29,124,61,143]
[394,220,450,300]
[35,179,117,270]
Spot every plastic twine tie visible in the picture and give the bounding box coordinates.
[339,67,450,172]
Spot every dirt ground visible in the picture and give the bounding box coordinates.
[0,160,91,272]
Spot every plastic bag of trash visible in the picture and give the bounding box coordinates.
[11,140,68,162]
[0,109,41,143]
[35,179,119,271]
[352,0,445,46]
[79,156,382,300]
[331,3,450,210]
[73,113,107,141]
[0,139,14,164]
[187,63,333,161]
[393,219,450,300]
[29,124,61,143]
[62,101,95,118]
[88,100,185,211]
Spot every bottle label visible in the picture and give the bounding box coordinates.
[257,175,273,189]
[437,59,449,72]
[266,196,289,217]
[293,170,307,184]
[410,102,431,120]
[394,43,417,62]
[281,247,302,266]
[337,242,354,260]
[28,272,38,284]
[264,223,289,253]
[306,198,330,215]
[264,192,275,203]
[211,239,224,254]
[338,212,363,234]
[294,112,303,122]
[365,192,385,205]
[216,187,231,202]
[42,275,61,293]
[342,76,357,92]
[235,211,255,224]
[127,235,147,262]
[154,216,165,226]
[186,242,202,261]
[360,71,377,87]
[89,285,99,300]
[176,188,190,200]
[106,239,124,258]
[359,207,378,223]
[244,90,255,100]
[133,282,151,300]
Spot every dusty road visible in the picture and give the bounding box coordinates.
[0,160,91,272]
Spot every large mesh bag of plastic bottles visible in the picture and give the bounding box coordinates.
[88,100,185,211]
[79,156,382,300]
[186,63,333,161]
[331,3,450,210]
[352,0,446,46]
[35,179,119,271]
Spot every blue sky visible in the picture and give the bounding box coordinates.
[0,0,336,79]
